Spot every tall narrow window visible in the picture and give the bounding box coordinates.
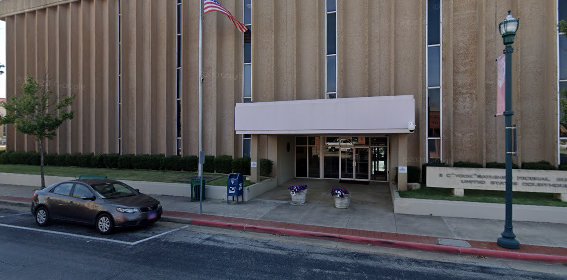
[559,1,567,164]
[426,0,442,163]
[242,0,252,157]
[176,0,183,155]
[325,0,337,99]
[117,0,122,154]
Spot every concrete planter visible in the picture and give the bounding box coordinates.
[390,184,567,224]
[290,190,307,205]
[334,196,350,209]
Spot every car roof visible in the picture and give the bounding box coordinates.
[72,179,121,186]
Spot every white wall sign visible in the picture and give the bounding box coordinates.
[251,161,257,168]
[427,167,567,194]
[398,166,407,174]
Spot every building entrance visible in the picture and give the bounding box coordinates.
[296,136,389,182]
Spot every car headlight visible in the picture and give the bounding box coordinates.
[116,207,139,213]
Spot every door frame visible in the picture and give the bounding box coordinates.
[339,146,370,181]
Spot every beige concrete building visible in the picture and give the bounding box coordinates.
[0,0,563,189]
[0,98,5,146]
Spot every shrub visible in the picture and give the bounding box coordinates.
[44,153,58,166]
[408,166,420,183]
[522,161,556,170]
[453,161,483,168]
[183,155,199,172]
[232,157,251,175]
[0,152,7,164]
[90,154,105,168]
[77,153,94,168]
[102,154,120,169]
[260,159,273,177]
[117,154,134,169]
[486,162,519,169]
[214,155,233,174]
[559,164,567,171]
[421,162,448,184]
[163,156,182,171]
[204,155,215,173]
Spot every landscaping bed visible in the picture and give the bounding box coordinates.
[399,186,567,207]
[0,164,253,187]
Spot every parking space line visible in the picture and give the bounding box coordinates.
[0,213,30,218]
[0,223,136,246]
[130,225,189,245]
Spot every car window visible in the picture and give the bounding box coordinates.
[72,184,94,199]
[92,182,136,198]
[52,183,74,196]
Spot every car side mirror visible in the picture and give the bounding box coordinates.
[135,189,140,193]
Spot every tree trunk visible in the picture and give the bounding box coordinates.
[39,138,45,189]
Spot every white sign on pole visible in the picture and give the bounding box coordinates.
[251,161,257,168]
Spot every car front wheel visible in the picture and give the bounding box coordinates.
[35,206,50,227]
[96,214,114,235]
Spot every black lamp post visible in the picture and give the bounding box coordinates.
[497,10,520,250]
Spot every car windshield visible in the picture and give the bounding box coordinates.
[91,182,137,198]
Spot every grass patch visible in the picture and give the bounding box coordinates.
[399,187,567,207]
[0,164,242,186]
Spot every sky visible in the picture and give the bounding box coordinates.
[0,20,5,98]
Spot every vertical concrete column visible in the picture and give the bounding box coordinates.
[250,134,260,183]
[397,134,408,191]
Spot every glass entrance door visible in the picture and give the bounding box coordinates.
[340,147,369,180]
[354,148,369,180]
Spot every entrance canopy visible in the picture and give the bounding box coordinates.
[235,95,415,135]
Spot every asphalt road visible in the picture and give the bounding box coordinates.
[0,206,564,280]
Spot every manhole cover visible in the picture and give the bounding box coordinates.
[437,238,471,248]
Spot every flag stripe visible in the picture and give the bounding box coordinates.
[204,0,248,33]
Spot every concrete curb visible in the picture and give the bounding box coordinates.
[0,199,29,208]
[162,215,567,264]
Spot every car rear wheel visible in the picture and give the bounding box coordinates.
[35,206,50,227]
[96,214,114,235]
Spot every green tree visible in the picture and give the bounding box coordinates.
[0,77,74,188]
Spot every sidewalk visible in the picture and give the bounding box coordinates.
[2,184,567,263]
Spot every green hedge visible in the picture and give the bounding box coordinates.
[260,159,273,177]
[522,161,556,170]
[0,152,200,172]
[408,166,420,183]
[453,161,483,168]
[486,162,519,169]
[215,155,233,174]
[204,155,215,173]
[232,157,251,175]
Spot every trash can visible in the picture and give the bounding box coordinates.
[227,173,244,203]
[191,177,206,201]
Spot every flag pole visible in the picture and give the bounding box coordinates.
[198,0,204,214]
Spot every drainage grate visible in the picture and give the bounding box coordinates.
[437,238,472,248]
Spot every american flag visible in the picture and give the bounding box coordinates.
[204,0,248,33]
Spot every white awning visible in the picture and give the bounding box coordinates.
[235,95,415,135]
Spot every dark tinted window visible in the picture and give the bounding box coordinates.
[428,88,441,137]
[327,55,337,92]
[244,0,252,25]
[427,0,440,45]
[326,0,336,12]
[52,183,73,196]
[327,13,336,55]
[73,184,94,199]
[560,0,567,22]
[92,182,136,198]
[244,28,252,63]
[561,36,567,80]
[428,46,440,87]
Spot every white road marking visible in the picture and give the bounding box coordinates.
[0,223,136,245]
[130,225,189,245]
[0,221,188,246]
[0,213,30,218]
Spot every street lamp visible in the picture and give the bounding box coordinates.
[497,10,520,250]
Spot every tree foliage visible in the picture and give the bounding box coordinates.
[0,77,74,187]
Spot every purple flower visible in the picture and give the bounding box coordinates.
[331,187,349,198]
[288,185,308,194]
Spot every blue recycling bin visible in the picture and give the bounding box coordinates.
[227,173,244,203]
